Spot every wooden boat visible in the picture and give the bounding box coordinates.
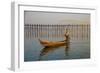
[39,29,70,47]
[39,39,67,47]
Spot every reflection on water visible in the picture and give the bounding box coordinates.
[24,38,90,61]
[39,38,70,60]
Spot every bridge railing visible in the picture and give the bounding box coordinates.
[24,24,90,40]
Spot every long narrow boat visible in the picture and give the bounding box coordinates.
[39,39,67,47]
[39,28,70,47]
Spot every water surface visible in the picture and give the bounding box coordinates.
[24,37,90,61]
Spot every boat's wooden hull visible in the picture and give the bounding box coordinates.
[39,39,67,47]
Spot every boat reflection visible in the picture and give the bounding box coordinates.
[39,38,70,60]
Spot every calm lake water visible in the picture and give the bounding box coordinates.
[24,24,90,62]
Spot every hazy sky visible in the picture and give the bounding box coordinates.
[24,11,90,24]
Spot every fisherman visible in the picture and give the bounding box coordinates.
[64,28,70,42]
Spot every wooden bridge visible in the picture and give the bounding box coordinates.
[24,24,90,40]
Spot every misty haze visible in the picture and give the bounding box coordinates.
[24,11,90,61]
